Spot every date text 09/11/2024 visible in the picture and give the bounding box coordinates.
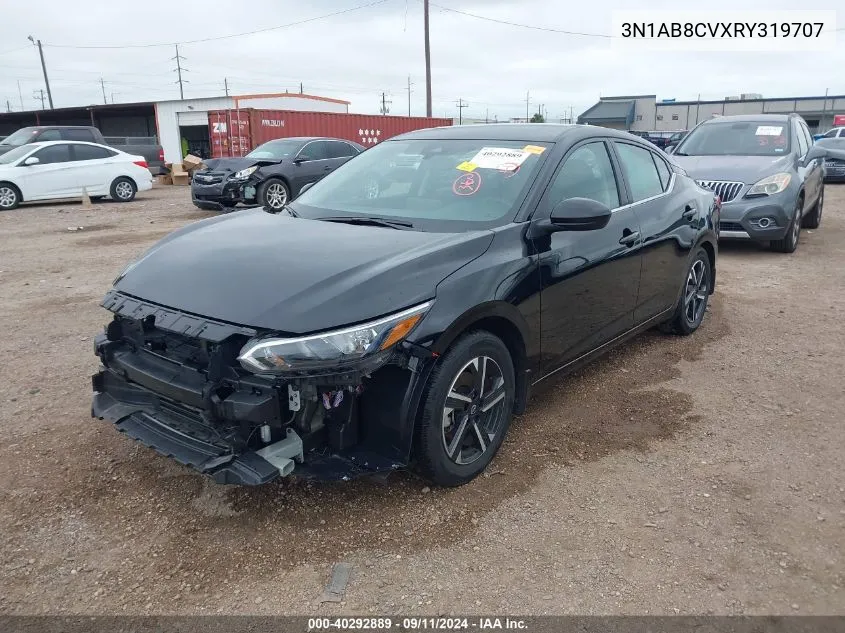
[307,617,528,630]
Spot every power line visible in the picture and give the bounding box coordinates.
[45,0,391,50]
[428,2,614,38]
[0,45,31,56]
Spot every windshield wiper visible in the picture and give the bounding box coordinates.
[673,151,689,156]
[316,216,415,230]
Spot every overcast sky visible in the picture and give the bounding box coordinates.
[1,0,842,122]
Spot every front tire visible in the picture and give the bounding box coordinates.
[660,247,711,336]
[0,182,21,210]
[258,178,290,211]
[415,331,515,487]
[770,197,802,253]
[802,185,823,229]
[110,177,136,202]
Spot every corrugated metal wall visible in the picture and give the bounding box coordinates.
[155,97,236,162]
[208,109,453,158]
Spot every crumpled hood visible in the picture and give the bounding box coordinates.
[113,209,494,334]
[674,154,794,184]
[201,157,279,173]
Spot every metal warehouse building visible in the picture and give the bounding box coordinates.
[0,91,350,164]
[579,93,845,134]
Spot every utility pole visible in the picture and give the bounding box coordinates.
[455,98,468,125]
[380,92,392,115]
[224,77,229,97]
[485,107,489,124]
[423,0,432,117]
[406,75,414,116]
[525,91,530,122]
[28,36,53,109]
[17,81,24,110]
[33,89,46,110]
[172,44,187,100]
[300,82,303,94]
[100,78,107,105]
[6,100,11,113]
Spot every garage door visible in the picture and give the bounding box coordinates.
[177,110,209,127]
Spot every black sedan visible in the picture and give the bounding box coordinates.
[191,137,364,211]
[91,124,719,487]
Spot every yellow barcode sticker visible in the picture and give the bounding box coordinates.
[522,145,546,155]
[456,161,478,172]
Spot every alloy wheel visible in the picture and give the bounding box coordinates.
[115,181,134,200]
[684,259,708,325]
[441,356,508,466]
[0,186,17,209]
[791,202,801,244]
[266,183,287,209]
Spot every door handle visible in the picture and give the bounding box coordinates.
[619,230,640,246]
[324,166,333,171]
[682,204,696,220]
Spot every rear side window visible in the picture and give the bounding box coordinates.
[652,153,672,190]
[32,144,72,164]
[72,144,116,161]
[614,142,664,202]
[795,122,809,157]
[62,129,97,142]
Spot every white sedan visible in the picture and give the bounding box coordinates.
[0,140,153,210]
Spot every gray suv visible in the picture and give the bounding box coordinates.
[669,114,844,253]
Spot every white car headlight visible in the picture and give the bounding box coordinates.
[237,301,432,373]
[232,166,258,180]
[747,172,791,196]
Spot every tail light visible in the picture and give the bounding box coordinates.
[133,160,148,168]
[158,148,164,162]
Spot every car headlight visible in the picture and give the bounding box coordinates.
[746,172,791,197]
[232,166,258,180]
[237,301,432,373]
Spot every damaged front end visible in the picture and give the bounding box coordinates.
[91,290,436,485]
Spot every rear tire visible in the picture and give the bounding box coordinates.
[414,331,515,487]
[110,177,136,203]
[802,185,823,229]
[770,197,802,253]
[660,247,711,336]
[258,178,290,211]
[0,182,21,210]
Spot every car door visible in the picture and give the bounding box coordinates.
[72,143,120,194]
[793,119,817,210]
[290,140,332,194]
[17,143,80,200]
[612,141,694,323]
[536,139,642,375]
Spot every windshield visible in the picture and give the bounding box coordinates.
[676,121,791,156]
[0,128,38,148]
[246,139,303,160]
[0,144,35,165]
[290,138,551,231]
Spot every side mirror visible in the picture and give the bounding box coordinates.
[550,197,612,231]
[802,144,827,166]
[23,156,40,166]
[298,182,315,196]
[293,155,310,164]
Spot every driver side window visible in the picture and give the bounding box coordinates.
[547,142,620,210]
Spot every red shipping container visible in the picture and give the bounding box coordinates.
[208,109,453,158]
[834,114,845,127]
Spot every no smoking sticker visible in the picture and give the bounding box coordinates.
[453,172,482,196]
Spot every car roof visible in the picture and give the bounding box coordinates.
[21,140,115,148]
[260,136,357,143]
[393,123,592,143]
[699,113,793,125]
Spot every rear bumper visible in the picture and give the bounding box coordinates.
[824,163,845,181]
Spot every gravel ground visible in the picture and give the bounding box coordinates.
[0,184,843,615]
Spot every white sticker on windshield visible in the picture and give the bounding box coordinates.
[756,126,783,136]
[469,147,532,170]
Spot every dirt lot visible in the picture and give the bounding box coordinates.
[0,184,843,616]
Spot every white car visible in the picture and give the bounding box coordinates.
[0,140,153,210]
